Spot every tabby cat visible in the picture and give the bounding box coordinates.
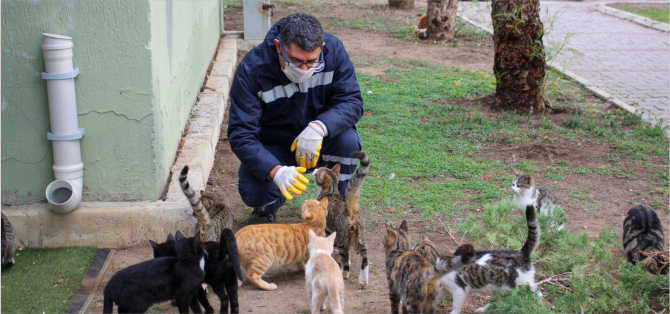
[104,231,205,314]
[2,212,16,268]
[436,205,541,314]
[623,205,668,274]
[305,230,345,314]
[414,15,428,40]
[384,220,476,314]
[413,234,456,266]
[180,166,233,241]
[314,151,370,288]
[512,172,565,230]
[152,230,245,314]
[235,198,329,291]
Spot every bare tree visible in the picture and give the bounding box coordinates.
[389,0,414,9]
[491,0,548,113]
[426,0,459,42]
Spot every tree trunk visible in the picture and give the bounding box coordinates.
[389,0,414,9]
[427,0,459,42]
[491,0,547,113]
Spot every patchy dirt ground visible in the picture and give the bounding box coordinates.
[86,0,669,313]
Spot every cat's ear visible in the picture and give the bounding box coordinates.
[194,231,203,244]
[320,197,329,209]
[167,233,176,243]
[327,232,337,244]
[309,229,316,240]
[175,231,185,241]
[399,220,408,232]
[333,164,341,176]
[386,225,395,236]
[421,234,429,242]
[149,240,159,249]
[304,211,314,220]
[511,169,520,176]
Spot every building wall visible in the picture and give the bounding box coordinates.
[1,0,221,203]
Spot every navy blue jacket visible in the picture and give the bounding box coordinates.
[227,19,364,181]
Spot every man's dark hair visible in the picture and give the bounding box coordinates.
[280,13,324,51]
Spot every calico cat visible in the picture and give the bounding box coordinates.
[314,151,370,288]
[436,205,541,314]
[103,231,205,314]
[512,172,565,230]
[2,212,16,268]
[305,230,345,314]
[384,220,476,314]
[235,198,329,291]
[414,15,428,40]
[152,230,245,314]
[623,205,668,274]
[413,234,451,265]
[180,166,233,241]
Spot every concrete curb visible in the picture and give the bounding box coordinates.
[458,14,657,124]
[2,35,239,249]
[596,4,670,32]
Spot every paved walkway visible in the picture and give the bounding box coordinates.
[458,0,669,126]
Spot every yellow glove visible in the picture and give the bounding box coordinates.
[291,122,325,169]
[273,166,309,200]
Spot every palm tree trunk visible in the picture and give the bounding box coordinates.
[492,0,547,113]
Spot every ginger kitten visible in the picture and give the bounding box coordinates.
[305,230,345,314]
[235,198,329,290]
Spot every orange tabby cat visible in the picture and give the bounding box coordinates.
[415,14,428,40]
[236,198,329,290]
[306,229,345,314]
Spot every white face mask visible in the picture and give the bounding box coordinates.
[282,64,316,84]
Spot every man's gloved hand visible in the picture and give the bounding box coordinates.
[273,166,309,200]
[291,122,325,169]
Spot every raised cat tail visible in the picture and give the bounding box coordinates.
[430,244,475,277]
[219,228,244,281]
[521,205,541,261]
[345,151,369,213]
[179,166,210,235]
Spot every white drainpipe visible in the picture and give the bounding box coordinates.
[41,33,85,214]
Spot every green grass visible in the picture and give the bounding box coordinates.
[456,200,669,313]
[620,6,670,24]
[1,246,97,314]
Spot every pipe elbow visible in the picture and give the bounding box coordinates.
[46,178,82,214]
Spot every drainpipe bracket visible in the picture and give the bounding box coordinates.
[42,68,79,80]
[48,128,85,141]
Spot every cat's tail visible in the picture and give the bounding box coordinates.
[102,293,113,314]
[179,166,210,234]
[521,205,541,261]
[219,228,244,281]
[345,151,369,216]
[429,244,475,277]
[328,282,345,314]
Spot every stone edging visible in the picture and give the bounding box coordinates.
[596,4,670,32]
[1,35,238,249]
[458,15,656,124]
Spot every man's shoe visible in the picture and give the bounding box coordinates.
[246,209,277,225]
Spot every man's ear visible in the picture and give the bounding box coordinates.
[274,39,281,53]
[322,42,325,47]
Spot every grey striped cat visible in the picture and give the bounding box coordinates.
[384,220,475,314]
[512,173,565,230]
[1,212,16,268]
[180,166,233,242]
[623,205,667,274]
[436,205,541,314]
[314,151,370,289]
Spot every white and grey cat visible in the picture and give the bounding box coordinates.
[512,172,565,230]
[2,212,16,268]
[435,205,541,314]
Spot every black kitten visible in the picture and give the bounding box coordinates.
[149,232,177,258]
[103,231,206,313]
[153,228,244,314]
